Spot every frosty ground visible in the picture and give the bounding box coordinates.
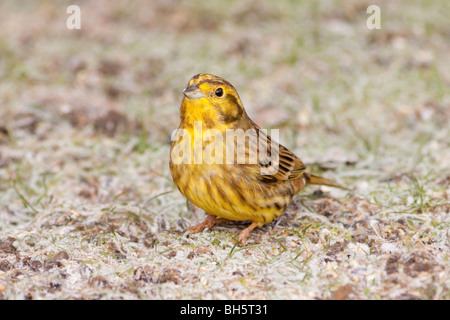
[0,0,448,299]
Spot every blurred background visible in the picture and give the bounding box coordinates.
[0,0,448,224]
[0,0,449,300]
[1,0,448,140]
[1,0,449,230]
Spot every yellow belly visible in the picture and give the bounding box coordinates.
[169,124,296,226]
[170,161,291,226]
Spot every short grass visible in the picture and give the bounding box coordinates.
[0,0,448,299]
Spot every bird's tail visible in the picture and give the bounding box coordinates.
[303,173,348,190]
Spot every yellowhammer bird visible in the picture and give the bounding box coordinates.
[170,74,345,244]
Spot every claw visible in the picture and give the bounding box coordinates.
[237,221,259,245]
[186,214,227,234]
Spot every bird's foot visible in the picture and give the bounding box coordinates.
[236,221,259,246]
[186,214,227,234]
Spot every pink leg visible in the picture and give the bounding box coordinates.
[187,214,228,234]
[238,221,259,245]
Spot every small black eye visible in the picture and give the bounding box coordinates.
[215,88,223,97]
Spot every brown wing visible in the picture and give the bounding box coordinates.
[256,125,306,182]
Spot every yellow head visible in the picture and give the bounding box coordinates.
[179,74,249,130]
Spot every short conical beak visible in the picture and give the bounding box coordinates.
[183,84,205,99]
